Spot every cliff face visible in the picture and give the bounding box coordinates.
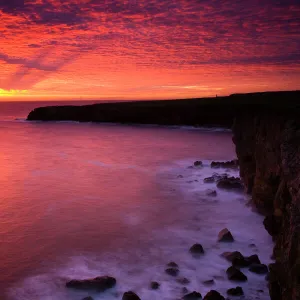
[233,113,300,300]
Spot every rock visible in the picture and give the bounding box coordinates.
[227,286,244,296]
[247,254,261,265]
[249,243,256,248]
[203,290,225,300]
[189,243,204,255]
[263,215,281,236]
[218,228,234,242]
[202,279,215,285]
[82,297,94,300]
[66,276,116,291]
[226,266,248,281]
[206,189,217,197]
[165,267,179,276]
[182,287,189,294]
[211,160,239,169]
[122,291,141,300]
[183,291,202,299]
[194,161,203,167]
[216,176,244,191]
[177,277,190,285]
[204,176,215,183]
[222,251,261,267]
[249,263,269,274]
[150,281,160,289]
[167,261,179,268]
[177,175,184,178]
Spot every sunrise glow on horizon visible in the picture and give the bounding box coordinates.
[0,0,299,101]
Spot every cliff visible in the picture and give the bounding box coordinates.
[27,91,300,128]
[232,111,300,300]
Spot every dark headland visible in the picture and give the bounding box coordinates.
[27,90,300,300]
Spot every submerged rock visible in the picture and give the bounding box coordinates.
[226,266,248,281]
[218,228,234,242]
[165,267,179,276]
[206,189,217,197]
[66,276,116,291]
[202,279,215,286]
[204,176,215,183]
[183,291,202,299]
[227,286,244,296]
[194,161,203,167]
[216,176,244,191]
[167,261,179,268]
[177,277,190,285]
[203,290,225,300]
[189,243,205,255]
[211,160,239,169]
[82,297,94,300]
[150,281,160,290]
[122,291,141,300]
[249,263,269,274]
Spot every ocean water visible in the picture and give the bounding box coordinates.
[0,101,272,300]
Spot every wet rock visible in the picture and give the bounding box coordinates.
[203,290,225,300]
[226,266,248,281]
[247,254,261,265]
[122,291,141,300]
[249,263,268,274]
[150,281,160,290]
[177,277,190,285]
[211,160,239,169]
[249,243,256,248]
[82,297,94,300]
[189,243,204,255]
[202,279,215,286]
[167,261,179,268]
[216,176,244,191]
[227,286,244,296]
[183,291,202,299]
[194,161,203,167]
[66,276,116,291]
[204,176,215,183]
[182,287,189,294]
[222,251,261,267]
[177,175,184,178]
[218,228,234,242]
[165,267,179,276]
[206,189,217,197]
[263,215,281,236]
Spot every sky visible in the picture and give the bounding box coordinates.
[0,0,299,101]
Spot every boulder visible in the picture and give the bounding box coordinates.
[206,189,217,197]
[189,244,205,255]
[150,281,160,290]
[204,177,215,183]
[263,215,281,236]
[167,261,179,268]
[247,254,261,265]
[218,228,234,242]
[222,251,261,267]
[82,297,94,300]
[203,290,225,300]
[183,291,202,299]
[194,161,203,167]
[165,267,179,276]
[66,276,116,291]
[216,176,244,191]
[227,286,244,296]
[177,277,190,285]
[122,291,141,300]
[249,264,268,274]
[226,266,248,281]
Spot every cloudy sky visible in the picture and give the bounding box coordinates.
[0,0,299,100]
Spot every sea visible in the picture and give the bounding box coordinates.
[0,101,272,300]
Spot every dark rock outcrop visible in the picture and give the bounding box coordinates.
[122,291,141,300]
[221,251,261,267]
[218,228,234,242]
[165,267,179,276]
[194,161,203,167]
[216,176,244,191]
[203,290,225,300]
[232,109,300,300]
[183,291,202,299]
[66,276,116,291]
[249,263,269,274]
[189,243,204,255]
[227,287,244,296]
[211,160,239,169]
[150,281,160,289]
[226,266,248,281]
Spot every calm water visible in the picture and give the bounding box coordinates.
[0,102,272,300]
